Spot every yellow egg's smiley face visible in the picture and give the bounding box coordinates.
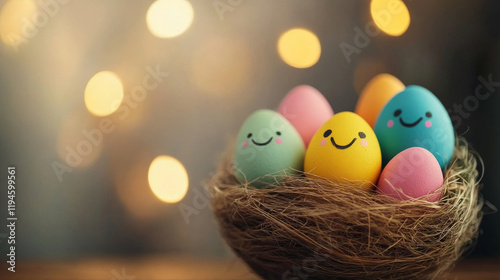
[320,129,368,150]
[305,112,382,188]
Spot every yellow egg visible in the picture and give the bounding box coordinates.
[304,112,382,189]
[355,73,405,128]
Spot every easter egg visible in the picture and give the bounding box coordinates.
[304,112,382,189]
[233,109,305,187]
[374,85,455,169]
[277,85,334,146]
[355,73,405,128]
[377,147,444,202]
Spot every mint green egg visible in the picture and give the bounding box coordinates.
[233,110,305,188]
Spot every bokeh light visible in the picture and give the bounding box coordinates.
[84,71,124,117]
[146,0,194,38]
[0,0,37,48]
[370,0,410,36]
[148,156,189,203]
[191,37,253,98]
[277,28,321,68]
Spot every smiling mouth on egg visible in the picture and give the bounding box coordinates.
[399,117,423,127]
[251,137,273,146]
[330,137,356,150]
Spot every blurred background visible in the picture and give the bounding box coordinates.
[0,0,499,273]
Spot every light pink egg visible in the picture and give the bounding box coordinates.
[277,85,334,146]
[377,147,444,202]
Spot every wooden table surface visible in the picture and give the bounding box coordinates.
[0,256,499,280]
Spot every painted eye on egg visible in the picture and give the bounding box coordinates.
[323,129,332,138]
[426,112,432,118]
[247,133,252,138]
[393,109,402,117]
[358,132,366,139]
[276,131,281,136]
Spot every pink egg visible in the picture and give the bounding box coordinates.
[277,85,334,146]
[377,147,444,202]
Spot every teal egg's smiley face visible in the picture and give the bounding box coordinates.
[233,110,305,187]
[389,108,433,129]
[374,85,455,169]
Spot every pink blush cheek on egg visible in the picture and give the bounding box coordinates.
[243,141,248,148]
[275,138,282,144]
[320,139,327,146]
[387,120,394,128]
[360,139,368,147]
[425,121,432,128]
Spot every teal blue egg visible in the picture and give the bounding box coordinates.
[233,110,305,187]
[374,85,455,169]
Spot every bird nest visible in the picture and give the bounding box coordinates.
[209,137,483,280]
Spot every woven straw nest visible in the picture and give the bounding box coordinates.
[209,137,484,280]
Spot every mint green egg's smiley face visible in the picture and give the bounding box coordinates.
[233,110,305,188]
[374,85,455,169]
